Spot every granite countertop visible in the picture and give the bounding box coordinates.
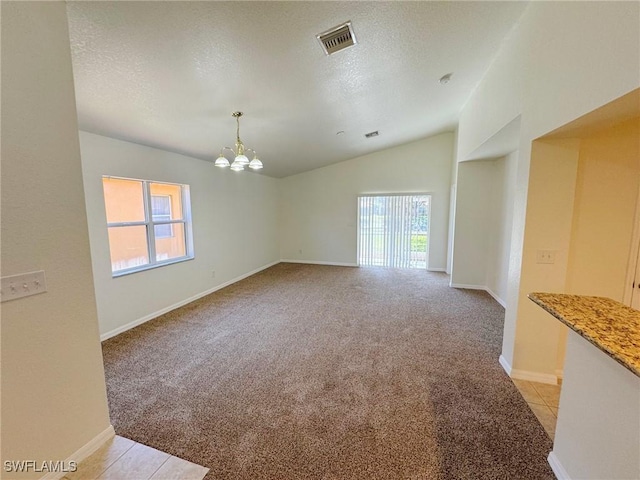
[528,292,640,378]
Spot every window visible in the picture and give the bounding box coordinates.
[151,195,173,238]
[358,194,430,268]
[102,177,194,276]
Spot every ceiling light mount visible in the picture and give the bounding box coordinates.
[215,111,263,171]
[439,73,453,84]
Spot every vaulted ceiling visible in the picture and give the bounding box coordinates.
[67,1,528,178]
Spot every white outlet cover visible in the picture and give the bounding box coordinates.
[1,270,47,302]
[535,250,556,264]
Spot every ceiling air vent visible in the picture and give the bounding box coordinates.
[317,21,357,56]
[365,131,379,138]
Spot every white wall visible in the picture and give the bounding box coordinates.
[80,132,280,338]
[455,0,640,379]
[486,152,518,303]
[446,129,459,275]
[451,160,495,286]
[552,330,640,479]
[450,153,517,305]
[279,133,454,269]
[1,3,111,478]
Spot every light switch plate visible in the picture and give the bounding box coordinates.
[1,270,47,302]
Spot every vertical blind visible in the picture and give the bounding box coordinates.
[358,195,430,268]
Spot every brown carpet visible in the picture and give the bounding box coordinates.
[102,263,554,479]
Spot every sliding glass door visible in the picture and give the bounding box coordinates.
[358,195,430,268]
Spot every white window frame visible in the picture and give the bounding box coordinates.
[104,176,194,277]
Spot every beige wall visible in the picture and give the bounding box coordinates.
[279,133,454,269]
[566,119,640,300]
[511,115,639,379]
[1,3,111,478]
[514,140,580,377]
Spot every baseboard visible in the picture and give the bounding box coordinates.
[100,260,280,341]
[281,260,440,270]
[450,283,486,289]
[548,451,571,480]
[450,283,507,308]
[280,259,358,267]
[485,287,507,308]
[40,425,115,480]
[510,369,558,385]
[499,354,513,376]
[499,355,558,385]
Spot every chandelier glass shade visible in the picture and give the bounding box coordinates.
[215,111,263,171]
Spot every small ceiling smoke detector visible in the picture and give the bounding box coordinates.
[317,21,357,56]
[439,73,453,84]
[365,131,379,138]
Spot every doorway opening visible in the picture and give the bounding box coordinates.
[358,194,430,268]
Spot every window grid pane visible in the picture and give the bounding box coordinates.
[152,195,173,238]
[155,223,186,262]
[150,183,183,220]
[107,225,150,272]
[103,178,146,223]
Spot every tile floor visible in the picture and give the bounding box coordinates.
[63,435,208,480]
[512,378,562,440]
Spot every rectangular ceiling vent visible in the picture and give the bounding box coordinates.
[317,21,357,56]
[365,131,379,138]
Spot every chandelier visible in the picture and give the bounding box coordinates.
[214,111,263,171]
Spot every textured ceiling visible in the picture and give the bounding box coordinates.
[67,1,528,178]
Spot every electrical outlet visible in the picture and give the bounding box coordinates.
[536,250,556,264]
[1,270,47,302]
